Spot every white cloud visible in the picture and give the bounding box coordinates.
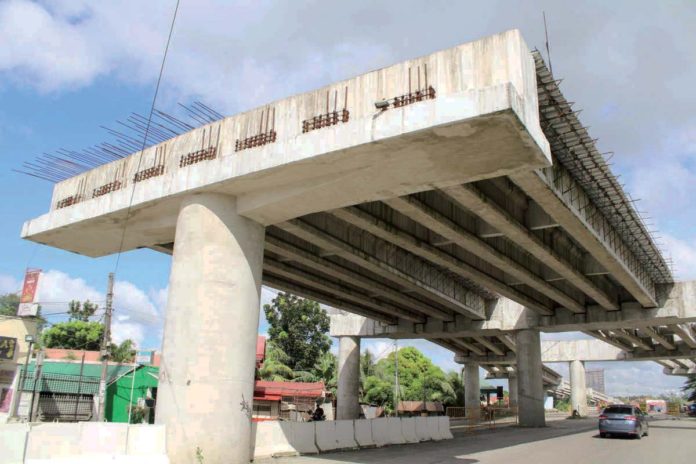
[660,234,696,281]
[31,269,165,347]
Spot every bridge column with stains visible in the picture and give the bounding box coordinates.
[156,193,265,464]
[336,335,362,420]
[569,359,588,416]
[516,329,545,427]
[464,362,481,421]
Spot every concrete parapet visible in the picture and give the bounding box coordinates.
[426,416,445,440]
[371,417,405,446]
[289,422,319,455]
[25,422,82,460]
[400,417,419,443]
[414,417,432,441]
[80,422,128,456]
[315,420,358,452]
[0,423,29,464]
[253,421,299,458]
[126,424,167,456]
[438,416,454,439]
[353,419,375,447]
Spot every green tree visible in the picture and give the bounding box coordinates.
[0,293,20,316]
[445,370,466,407]
[258,341,295,381]
[683,376,696,402]
[264,292,331,371]
[110,339,136,363]
[67,300,98,322]
[377,347,454,403]
[42,320,104,350]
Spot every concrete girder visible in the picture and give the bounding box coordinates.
[452,338,487,356]
[667,324,696,349]
[509,169,658,308]
[441,183,618,310]
[265,235,452,320]
[264,275,398,324]
[472,336,506,355]
[458,340,696,364]
[497,334,517,352]
[639,326,676,350]
[382,195,585,313]
[328,206,552,315]
[276,219,484,318]
[609,329,654,351]
[587,330,635,352]
[263,258,424,323]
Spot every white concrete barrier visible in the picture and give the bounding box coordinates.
[25,422,82,460]
[0,423,29,464]
[315,420,358,451]
[438,416,454,439]
[127,424,167,456]
[353,419,375,447]
[400,417,419,443]
[427,416,444,440]
[371,417,404,447]
[0,422,169,464]
[254,421,297,458]
[289,422,319,455]
[414,416,432,442]
[81,422,128,457]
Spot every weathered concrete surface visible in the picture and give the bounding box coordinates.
[336,336,361,420]
[464,363,481,421]
[22,29,549,257]
[156,193,264,464]
[516,329,545,427]
[508,374,518,408]
[569,360,587,416]
[329,281,696,340]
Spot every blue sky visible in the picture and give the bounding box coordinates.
[1,0,694,396]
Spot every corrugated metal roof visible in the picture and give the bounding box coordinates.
[19,361,133,395]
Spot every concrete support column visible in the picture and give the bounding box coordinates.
[464,363,480,421]
[336,336,361,420]
[157,193,265,464]
[508,374,518,409]
[515,329,545,427]
[569,359,587,416]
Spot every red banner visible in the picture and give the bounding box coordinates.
[20,269,41,304]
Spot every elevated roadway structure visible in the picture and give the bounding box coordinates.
[20,29,683,463]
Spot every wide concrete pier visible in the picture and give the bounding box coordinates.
[157,193,265,464]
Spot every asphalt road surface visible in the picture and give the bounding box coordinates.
[259,417,696,464]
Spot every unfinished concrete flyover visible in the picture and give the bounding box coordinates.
[20,29,688,463]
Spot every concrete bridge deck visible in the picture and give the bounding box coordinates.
[18,29,686,464]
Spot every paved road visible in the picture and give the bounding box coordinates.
[259,418,696,464]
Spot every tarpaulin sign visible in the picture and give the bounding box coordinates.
[17,269,41,317]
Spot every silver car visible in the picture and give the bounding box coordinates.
[598,405,649,439]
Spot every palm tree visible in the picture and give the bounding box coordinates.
[258,342,295,381]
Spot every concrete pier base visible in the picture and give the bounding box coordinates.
[156,193,265,464]
[464,363,481,421]
[337,336,361,420]
[516,329,546,427]
[569,360,587,416]
[508,374,518,409]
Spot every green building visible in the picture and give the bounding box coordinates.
[18,361,158,423]
[105,365,158,423]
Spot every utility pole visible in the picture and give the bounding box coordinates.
[29,349,45,422]
[393,340,399,416]
[97,272,114,422]
[10,335,34,419]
